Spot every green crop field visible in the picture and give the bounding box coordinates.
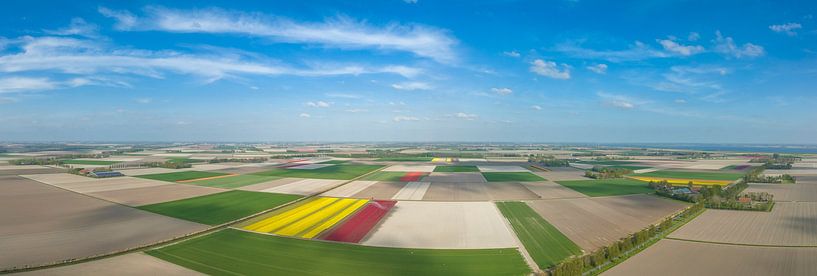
[496,202,581,269]
[187,174,280,188]
[137,171,229,182]
[556,178,653,197]
[319,160,348,164]
[62,159,121,165]
[166,157,206,164]
[376,157,434,162]
[577,160,637,165]
[634,170,744,180]
[482,172,545,182]
[434,165,480,172]
[138,191,301,225]
[362,171,413,181]
[147,229,531,275]
[251,165,383,180]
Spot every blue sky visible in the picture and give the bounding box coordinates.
[1,0,815,143]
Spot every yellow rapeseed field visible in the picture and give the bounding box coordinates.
[243,197,369,238]
[629,176,732,186]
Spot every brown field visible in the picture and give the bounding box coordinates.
[604,239,817,276]
[351,181,407,199]
[236,177,301,192]
[12,253,201,276]
[0,166,64,176]
[527,195,688,251]
[320,180,379,197]
[33,177,170,194]
[88,184,226,206]
[0,176,207,270]
[745,182,817,202]
[533,167,586,181]
[669,202,817,246]
[521,181,587,199]
[421,172,487,183]
[422,181,540,201]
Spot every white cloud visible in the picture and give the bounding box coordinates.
[769,23,802,36]
[393,115,419,122]
[657,39,704,56]
[597,92,644,109]
[306,101,331,108]
[531,105,542,110]
[391,81,431,90]
[503,51,521,57]
[44,18,99,38]
[586,64,607,74]
[713,31,764,58]
[0,77,57,93]
[491,87,512,95]
[688,32,700,41]
[135,98,153,104]
[454,112,478,120]
[345,108,368,113]
[675,99,687,104]
[529,59,570,79]
[98,7,138,30]
[299,113,311,118]
[102,6,458,63]
[554,41,670,62]
[325,93,362,99]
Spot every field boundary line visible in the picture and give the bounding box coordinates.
[664,237,817,248]
[494,202,541,275]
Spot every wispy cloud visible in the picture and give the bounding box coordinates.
[586,64,607,74]
[531,105,542,110]
[769,22,802,36]
[529,59,570,79]
[44,18,99,38]
[0,77,57,93]
[393,115,419,122]
[454,112,478,120]
[656,38,703,56]
[325,93,363,99]
[135,98,153,104]
[597,92,644,109]
[299,113,311,118]
[502,51,520,58]
[491,87,512,95]
[553,41,670,62]
[100,6,458,63]
[345,108,368,113]
[713,31,764,58]
[391,81,432,91]
[306,101,331,107]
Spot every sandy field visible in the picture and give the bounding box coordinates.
[521,181,587,199]
[237,178,302,192]
[422,182,540,201]
[12,253,202,276]
[392,182,431,200]
[362,201,517,249]
[604,239,817,276]
[669,202,817,246]
[34,177,170,194]
[745,183,817,202]
[534,167,587,181]
[89,184,226,206]
[477,165,531,172]
[20,173,94,185]
[766,169,817,176]
[321,180,379,197]
[0,165,50,170]
[0,167,64,176]
[421,172,487,183]
[0,176,207,270]
[527,195,687,251]
[258,178,346,196]
[352,181,407,199]
[382,165,436,172]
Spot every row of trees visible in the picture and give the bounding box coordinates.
[528,155,570,167]
[550,202,706,276]
[584,166,632,179]
[651,177,775,212]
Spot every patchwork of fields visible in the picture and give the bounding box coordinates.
[497,202,582,269]
[138,191,302,225]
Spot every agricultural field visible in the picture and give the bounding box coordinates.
[138,190,302,225]
[604,239,817,276]
[184,174,280,188]
[535,167,588,181]
[242,197,369,239]
[375,156,434,162]
[16,253,201,275]
[433,165,480,172]
[256,178,346,196]
[422,181,541,201]
[323,200,396,243]
[137,171,229,182]
[745,182,817,202]
[669,202,817,246]
[576,160,638,165]
[629,170,745,186]
[496,202,582,269]
[147,229,531,275]
[362,171,425,181]
[482,172,545,182]
[251,164,383,180]
[556,178,653,197]
[520,181,587,199]
[321,180,379,197]
[61,159,121,165]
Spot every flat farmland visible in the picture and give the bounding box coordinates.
[362,201,518,249]
[0,176,207,270]
[321,180,379,197]
[352,181,407,199]
[382,164,436,172]
[534,167,588,181]
[361,171,412,181]
[633,170,744,180]
[184,174,280,188]
[433,165,480,172]
[147,229,530,276]
[521,181,587,199]
[556,178,653,197]
[527,195,687,251]
[422,181,541,201]
[26,176,169,194]
[482,172,545,182]
[603,239,817,276]
[137,171,229,182]
[256,178,346,196]
[745,182,817,202]
[669,202,817,246]
[62,159,121,165]
[497,202,582,269]
[421,172,487,183]
[138,190,302,225]
[251,164,383,180]
[88,184,226,206]
[14,253,202,275]
[0,166,64,176]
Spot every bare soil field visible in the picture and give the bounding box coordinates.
[0,167,64,176]
[211,165,280,174]
[119,168,194,176]
[527,195,687,251]
[12,253,202,276]
[422,181,540,201]
[604,239,817,276]
[382,165,436,172]
[352,181,407,199]
[669,202,817,246]
[421,172,487,183]
[745,183,817,202]
[0,176,207,270]
[38,177,170,194]
[256,178,346,196]
[534,167,587,181]
[320,180,379,197]
[236,178,302,192]
[392,182,431,200]
[521,181,587,199]
[766,169,817,176]
[362,201,517,249]
[20,173,93,185]
[89,184,226,206]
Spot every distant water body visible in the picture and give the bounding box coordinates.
[595,144,817,154]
